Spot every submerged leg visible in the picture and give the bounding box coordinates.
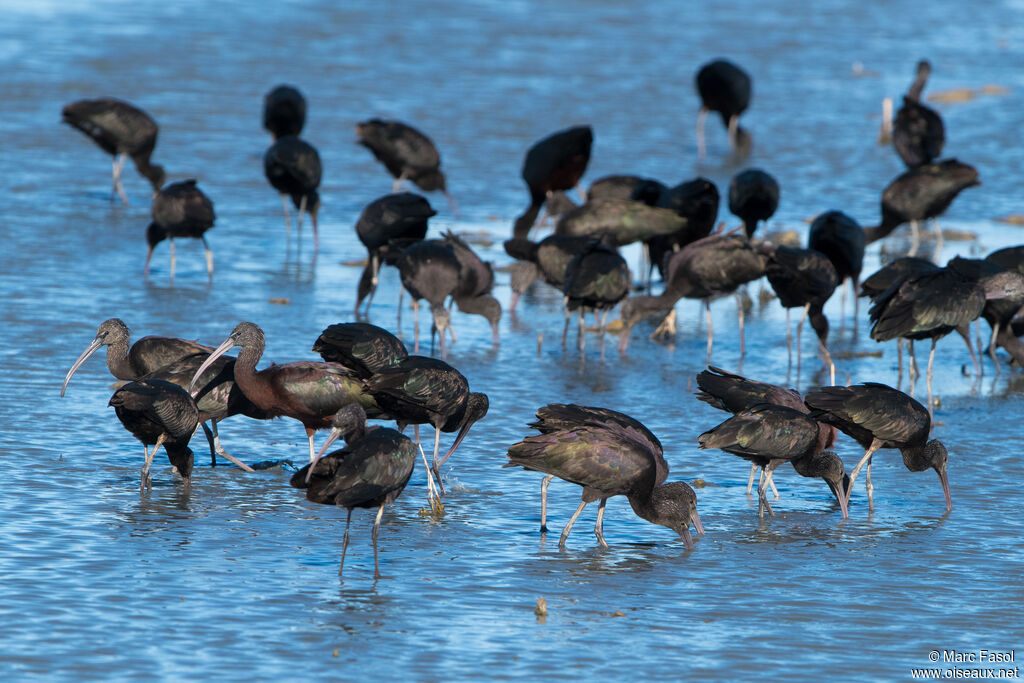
[696,107,709,158]
[844,439,883,508]
[202,236,214,282]
[540,474,554,533]
[866,456,874,512]
[559,500,588,548]
[746,462,758,495]
[280,194,292,243]
[208,419,255,472]
[168,237,176,284]
[594,498,609,548]
[113,154,129,205]
[431,427,446,496]
[372,504,386,580]
[339,508,353,577]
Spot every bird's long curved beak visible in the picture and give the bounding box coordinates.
[306,427,343,483]
[827,477,850,519]
[437,416,478,468]
[61,335,105,397]
[679,526,695,550]
[691,508,706,536]
[937,467,952,512]
[189,336,237,393]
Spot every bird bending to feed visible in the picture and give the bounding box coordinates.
[864,159,979,257]
[513,125,593,239]
[61,97,166,204]
[365,355,488,492]
[729,169,779,239]
[396,240,461,358]
[442,231,502,346]
[893,60,945,168]
[292,404,416,579]
[146,179,216,283]
[263,84,306,140]
[695,59,752,158]
[264,135,322,248]
[694,365,839,496]
[808,210,865,320]
[698,403,849,518]
[505,404,703,549]
[354,193,435,316]
[561,241,630,352]
[356,118,454,212]
[189,322,379,464]
[504,234,596,313]
[804,382,951,513]
[108,379,199,491]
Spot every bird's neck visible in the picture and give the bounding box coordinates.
[107,338,137,380]
[232,344,273,410]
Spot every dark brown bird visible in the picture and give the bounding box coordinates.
[618,234,768,361]
[698,403,849,518]
[562,241,631,352]
[893,60,945,168]
[804,383,951,513]
[291,404,416,579]
[312,322,408,379]
[808,210,866,320]
[146,179,216,283]
[695,59,752,158]
[354,193,436,316]
[729,169,779,239]
[264,135,322,249]
[356,118,454,211]
[864,160,979,257]
[442,232,502,346]
[646,177,720,284]
[513,125,593,239]
[365,355,488,492]
[396,240,461,359]
[108,378,199,491]
[61,97,166,204]
[504,234,597,312]
[263,85,306,140]
[695,366,840,496]
[506,404,703,548]
[189,322,379,464]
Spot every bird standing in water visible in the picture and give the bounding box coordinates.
[356,118,455,212]
[264,135,322,249]
[893,60,945,168]
[146,179,216,284]
[695,59,752,158]
[61,97,166,204]
[513,125,593,239]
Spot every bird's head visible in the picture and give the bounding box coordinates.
[61,318,132,397]
[189,322,263,393]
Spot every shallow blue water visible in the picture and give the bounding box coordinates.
[2,0,1024,678]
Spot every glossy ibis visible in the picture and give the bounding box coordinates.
[808,210,866,320]
[145,179,216,283]
[61,97,166,204]
[354,193,435,316]
[695,366,839,496]
[506,404,702,548]
[108,378,199,491]
[291,404,415,579]
[646,177,720,283]
[443,232,502,346]
[356,118,454,212]
[263,85,306,140]
[365,355,487,491]
[396,240,461,358]
[893,60,945,168]
[765,245,839,380]
[189,322,379,464]
[555,199,688,247]
[695,59,752,158]
[312,322,408,379]
[698,404,849,518]
[804,382,951,512]
[264,135,322,249]
[562,241,631,351]
[729,169,779,239]
[504,234,596,313]
[947,256,1024,372]
[619,234,768,361]
[863,159,979,257]
[513,125,593,238]
[587,175,666,203]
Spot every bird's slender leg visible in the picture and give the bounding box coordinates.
[600,309,609,334]
[562,298,571,348]
[310,202,319,250]
[393,171,409,193]
[594,498,609,548]
[296,194,307,242]
[306,427,317,463]
[577,307,586,353]
[113,154,129,205]
[280,194,292,243]
[757,467,775,518]
[821,338,836,386]
[908,220,920,257]
[908,340,919,385]
[844,438,883,508]
[727,114,739,151]
[202,236,214,282]
[866,456,874,511]
[798,303,810,369]
[897,338,905,389]
[540,475,554,533]
[210,423,254,472]
[140,444,153,492]
[696,107,709,158]
[559,500,588,548]
[431,427,446,496]
[927,337,937,421]
[932,218,943,261]
[746,463,758,494]
[990,322,1002,374]
[705,300,714,364]
[955,325,979,376]
[766,469,779,499]
[735,293,746,356]
[168,237,176,284]
[412,300,420,354]
[198,423,217,466]
[339,508,352,577]
[372,504,385,580]
[144,434,166,492]
[786,308,792,368]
